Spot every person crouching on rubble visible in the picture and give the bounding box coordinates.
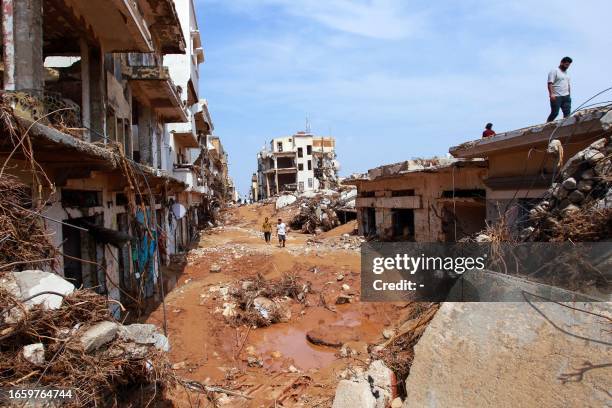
[262,217,272,244]
[482,123,496,138]
[277,218,288,248]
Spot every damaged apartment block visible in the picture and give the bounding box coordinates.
[0,0,232,315]
[255,130,339,199]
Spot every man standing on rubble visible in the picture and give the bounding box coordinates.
[277,218,287,248]
[547,57,573,122]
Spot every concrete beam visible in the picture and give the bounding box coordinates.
[356,196,422,209]
[2,0,43,91]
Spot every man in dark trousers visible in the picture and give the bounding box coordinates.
[547,57,572,122]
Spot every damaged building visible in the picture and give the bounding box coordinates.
[347,158,488,241]
[0,0,232,314]
[449,107,612,229]
[349,106,611,242]
[255,131,339,199]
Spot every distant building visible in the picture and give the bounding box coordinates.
[256,131,339,199]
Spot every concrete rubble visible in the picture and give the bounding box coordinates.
[332,360,395,408]
[0,270,173,405]
[521,136,611,241]
[22,343,45,366]
[1,270,75,311]
[272,187,357,234]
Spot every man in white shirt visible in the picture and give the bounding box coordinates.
[547,57,572,122]
[276,218,287,248]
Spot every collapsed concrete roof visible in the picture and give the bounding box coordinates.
[344,157,487,185]
[450,106,612,159]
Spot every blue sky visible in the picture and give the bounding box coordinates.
[194,0,612,196]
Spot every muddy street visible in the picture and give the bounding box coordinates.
[145,203,410,406]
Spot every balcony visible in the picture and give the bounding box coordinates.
[123,65,187,123]
[43,0,154,54]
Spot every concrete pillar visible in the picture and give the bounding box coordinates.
[89,45,106,142]
[79,39,91,136]
[2,0,44,91]
[138,105,153,166]
[79,40,106,142]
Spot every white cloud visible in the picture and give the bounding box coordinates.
[203,0,427,39]
[197,0,612,194]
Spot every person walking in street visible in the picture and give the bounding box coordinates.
[482,123,496,138]
[277,218,287,248]
[262,217,272,244]
[547,57,573,122]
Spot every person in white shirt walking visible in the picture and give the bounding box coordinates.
[276,218,288,248]
[547,57,573,122]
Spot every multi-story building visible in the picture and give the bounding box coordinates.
[0,0,228,315]
[256,131,338,199]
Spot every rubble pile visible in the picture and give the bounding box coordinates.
[0,175,56,270]
[285,188,357,234]
[221,273,310,327]
[0,270,174,407]
[522,136,612,242]
[307,233,364,251]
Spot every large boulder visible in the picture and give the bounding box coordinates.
[403,302,611,408]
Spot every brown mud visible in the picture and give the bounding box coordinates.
[146,203,410,407]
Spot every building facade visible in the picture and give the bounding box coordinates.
[449,107,611,228]
[347,158,488,241]
[256,131,338,199]
[0,0,230,315]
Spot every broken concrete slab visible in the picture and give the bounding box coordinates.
[2,270,75,311]
[403,302,612,408]
[118,323,169,351]
[22,343,45,366]
[366,360,394,408]
[332,379,377,408]
[80,321,119,353]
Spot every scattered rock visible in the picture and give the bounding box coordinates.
[342,284,350,291]
[332,379,377,408]
[584,149,604,164]
[118,323,169,351]
[475,234,492,243]
[336,274,345,281]
[568,189,585,204]
[270,351,282,359]
[22,343,45,366]
[80,321,119,353]
[382,329,394,339]
[172,361,187,370]
[335,294,353,305]
[247,356,263,367]
[562,177,577,190]
[210,264,222,273]
[288,365,299,373]
[306,327,359,348]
